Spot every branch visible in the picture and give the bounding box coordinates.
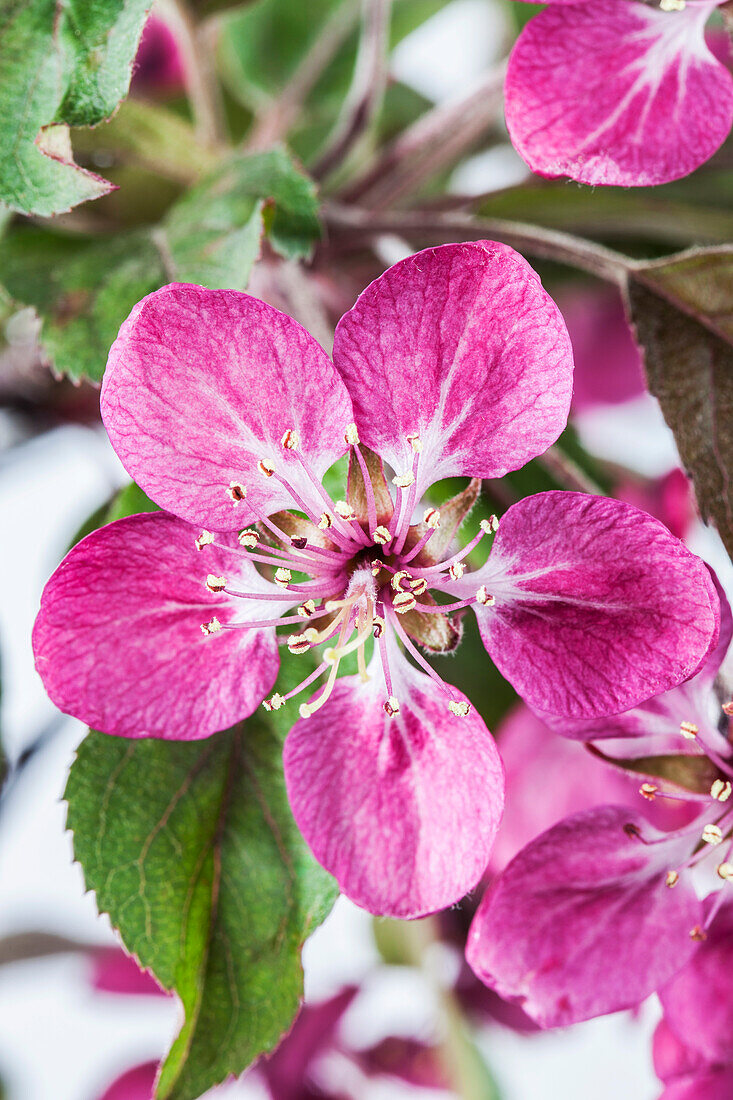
[312,0,393,181]
[324,203,631,285]
[340,64,506,207]
[159,0,227,146]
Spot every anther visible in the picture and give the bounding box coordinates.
[344,423,360,446]
[423,508,441,529]
[205,574,226,593]
[711,779,732,802]
[640,783,657,801]
[392,570,411,591]
[481,515,500,534]
[291,536,308,550]
[476,586,495,606]
[407,432,422,453]
[274,567,292,588]
[299,703,313,719]
[281,429,300,450]
[717,862,733,881]
[702,824,724,846]
[393,591,417,614]
[318,512,333,530]
[373,616,385,638]
[201,617,222,636]
[660,0,686,10]
[410,578,427,595]
[393,471,415,489]
[263,693,285,711]
[373,526,391,545]
[449,700,470,717]
[680,721,698,739]
[298,600,317,617]
[227,482,246,503]
[195,530,214,551]
[258,459,275,477]
[690,925,707,942]
[323,648,337,664]
[623,823,641,839]
[334,500,356,521]
[384,696,400,717]
[449,562,465,580]
[665,871,679,888]
[287,633,312,655]
[371,560,382,576]
[238,529,260,549]
[723,701,733,717]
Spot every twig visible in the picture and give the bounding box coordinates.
[247,0,361,150]
[159,0,227,146]
[323,203,631,285]
[538,445,606,496]
[312,0,393,181]
[340,63,506,207]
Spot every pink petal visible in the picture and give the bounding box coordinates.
[332,242,572,494]
[659,898,733,1067]
[91,948,166,996]
[653,1019,708,1085]
[283,646,504,918]
[101,284,354,531]
[560,286,645,412]
[33,513,281,738]
[99,1063,157,1100]
[661,1071,733,1100]
[448,491,720,718]
[466,805,702,1027]
[506,0,733,186]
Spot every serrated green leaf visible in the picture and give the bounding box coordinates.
[66,699,337,1100]
[0,0,151,215]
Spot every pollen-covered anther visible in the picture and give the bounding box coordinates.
[711,779,732,802]
[372,616,386,638]
[723,701,733,717]
[281,429,300,450]
[274,567,292,588]
[335,500,356,522]
[238,529,260,549]
[640,783,658,801]
[263,693,285,712]
[717,862,733,881]
[449,700,470,718]
[318,512,333,530]
[665,870,679,888]
[195,530,214,551]
[373,526,391,545]
[481,515,500,534]
[423,508,441,529]
[344,422,360,446]
[702,824,724,846]
[298,600,317,618]
[393,471,415,489]
[393,591,417,614]
[680,721,698,739]
[257,459,275,478]
[690,925,708,942]
[406,431,422,453]
[227,482,246,503]
[476,586,495,606]
[205,574,227,593]
[287,633,312,655]
[449,562,465,581]
[384,696,400,717]
[410,577,427,595]
[660,0,686,11]
[201,616,222,636]
[392,570,411,591]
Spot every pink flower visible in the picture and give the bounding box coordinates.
[559,286,646,413]
[505,0,733,186]
[33,242,719,918]
[131,16,186,97]
[466,587,733,1026]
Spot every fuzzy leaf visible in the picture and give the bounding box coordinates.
[66,706,337,1100]
[0,0,151,215]
[626,248,733,557]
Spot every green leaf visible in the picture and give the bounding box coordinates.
[0,149,320,381]
[0,0,151,216]
[66,704,337,1100]
[625,247,733,557]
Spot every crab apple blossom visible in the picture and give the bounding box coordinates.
[467,582,733,1026]
[33,241,719,918]
[506,0,733,187]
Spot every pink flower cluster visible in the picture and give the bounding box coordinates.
[506,0,733,186]
[33,242,719,920]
